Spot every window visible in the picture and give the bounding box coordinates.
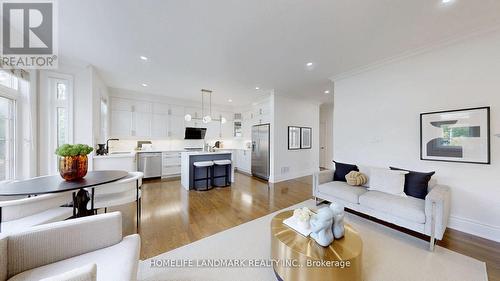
[100,97,108,141]
[0,70,18,90]
[0,70,18,180]
[0,97,15,180]
[49,77,73,172]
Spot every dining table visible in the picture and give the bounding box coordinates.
[0,170,128,221]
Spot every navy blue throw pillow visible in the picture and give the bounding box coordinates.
[333,161,358,182]
[390,167,435,199]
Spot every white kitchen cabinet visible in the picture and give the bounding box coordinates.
[166,105,185,139]
[152,103,169,114]
[111,97,133,111]
[110,110,133,137]
[169,115,185,138]
[162,152,181,177]
[184,107,203,119]
[133,100,152,113]
[241,110,253,138]
[169,105,185,116]
[110,97,153,137]
[151,113,168,138]
[93,155,137,172]
[133,112,152,137]
[235,149,251,174]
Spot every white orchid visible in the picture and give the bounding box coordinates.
[293,207,313,222]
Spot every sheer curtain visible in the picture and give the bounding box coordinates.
[9,69,37,179]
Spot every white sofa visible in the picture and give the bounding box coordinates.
[0,212,140,281]
[313,169,451,250]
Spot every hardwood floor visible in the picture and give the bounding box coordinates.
[109,172,500,280]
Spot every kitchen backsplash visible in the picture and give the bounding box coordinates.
[107,139,250,152]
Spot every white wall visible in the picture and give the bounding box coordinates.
[333,29,500,242]
[92,70,110,145]
[271,94,320,183]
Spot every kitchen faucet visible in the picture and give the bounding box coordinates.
[105,138,119,154]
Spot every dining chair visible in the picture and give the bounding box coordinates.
[88,171,144,230]
[0,192,73,234]
[0,181,25,202]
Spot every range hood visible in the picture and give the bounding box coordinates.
[184,127,207,139]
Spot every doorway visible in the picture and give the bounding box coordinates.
[319,103,333,169]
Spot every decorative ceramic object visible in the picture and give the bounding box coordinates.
[96,144,106,155]
[330,202,345,239]
[293,207,313,229]
[309,207,334,247]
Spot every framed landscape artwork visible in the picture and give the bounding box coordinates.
[300,127,312,149]
[420,107,490,164]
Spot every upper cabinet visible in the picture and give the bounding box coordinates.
[110,97,152,138]
[109,96,268,140]
[110,97,152,137]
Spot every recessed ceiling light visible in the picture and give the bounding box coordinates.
[228,99,233,103]
[324,90,330,94]
[441,0,454,4]
[141,83,148,87]
[306,62,313,67]
[255,87,260,90]
[140,56,148,61]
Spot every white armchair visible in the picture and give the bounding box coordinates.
[0,192,73,234]
[0,212,140,281]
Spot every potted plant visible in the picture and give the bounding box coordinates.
[55,144,94,181]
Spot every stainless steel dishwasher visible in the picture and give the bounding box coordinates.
[138,152,162,179]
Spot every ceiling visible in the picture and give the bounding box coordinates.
[58,0,500,106]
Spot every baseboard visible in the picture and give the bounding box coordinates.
[235,169,252,177]
[448,216,500,243]
[270,170,314,183]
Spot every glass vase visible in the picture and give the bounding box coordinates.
[59,155,88,181]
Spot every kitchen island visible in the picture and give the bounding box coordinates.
[181,151,234,190]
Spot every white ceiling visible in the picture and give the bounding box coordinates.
[58,0,500,106]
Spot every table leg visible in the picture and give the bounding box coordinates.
[72,192,76,217]
[273,268,284,281]
[91,188,95,214]
[73,188,94,217]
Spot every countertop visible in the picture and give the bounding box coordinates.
[94,148,247,159]
[136,150,186,153]
[93,152,136,158]
[181,151,233,156]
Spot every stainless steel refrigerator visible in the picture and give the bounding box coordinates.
[251,124,270,180]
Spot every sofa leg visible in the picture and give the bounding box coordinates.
[429,201,436,251]
[314,197,325,206]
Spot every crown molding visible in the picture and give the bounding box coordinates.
[330,24,500,82]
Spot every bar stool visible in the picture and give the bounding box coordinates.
[212,159,232,187]
[193,161,214,191]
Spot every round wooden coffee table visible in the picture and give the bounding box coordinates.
[271,210,362,281]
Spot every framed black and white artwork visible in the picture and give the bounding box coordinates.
[300,127,312,149]
[288,126,301,150]
[420,107,490,164]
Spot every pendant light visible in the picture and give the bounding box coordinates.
[184,89,225,124]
